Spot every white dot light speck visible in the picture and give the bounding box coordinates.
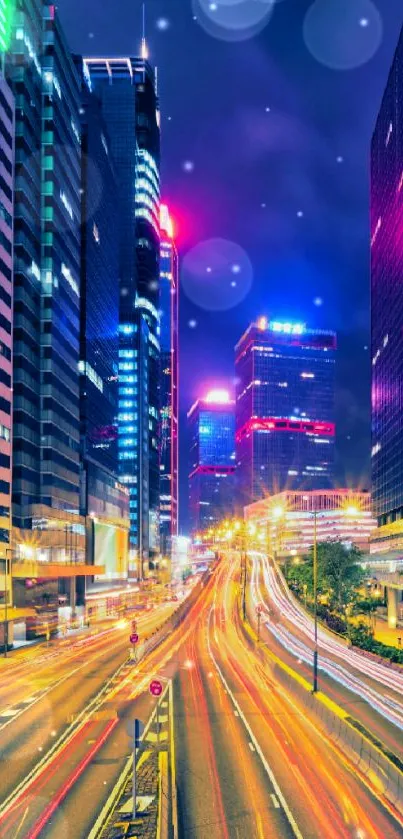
[156,17,170,31]
[297,210,304,218]
[231,281,237,288]
[231,264,241,274]
[337,155,344,163]
[182,160,194,173]
[206,266,212,273]
[313,296,323,307]
[359,17,369,27]
[188,319,197,329]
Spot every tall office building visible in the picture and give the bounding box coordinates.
[76,68,129,585]
[188,390,235,533]
[235,317,336,506]
[0,75,14,632]
[84,55,161,572]
[159,204,178,554]
[5,2,98,624]
[371,26,403,530]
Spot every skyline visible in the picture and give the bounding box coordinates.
[57,0,403,529]
[0,5,403,837]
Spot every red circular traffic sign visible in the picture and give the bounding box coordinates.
[130,633,139,645]
[149,679,162,697]
[256,605,263,614]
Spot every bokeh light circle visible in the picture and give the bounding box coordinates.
[181,238,253,311]
[303,0,383,71]
[192,0,275,42]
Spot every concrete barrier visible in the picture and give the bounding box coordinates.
[271,661,403,817]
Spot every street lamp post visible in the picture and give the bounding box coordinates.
[3,548,12,658]
[312,510,318,693]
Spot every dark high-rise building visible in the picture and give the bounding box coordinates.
[188,390,235,533]
[371,26,403,527]
[235,318,336,506]
[0,75,14,633]
[5,2,99,624]
[75,66,130,583]
[84,55,161,573]
[159,204,178,554]
[6,0,42,530]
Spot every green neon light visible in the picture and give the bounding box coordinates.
[0,0,15,53]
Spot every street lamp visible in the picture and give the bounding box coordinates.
[312,510,318,693]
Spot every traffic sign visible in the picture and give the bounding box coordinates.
[130,633,139,645]
[256,604,263,614]
[149,679,162,697]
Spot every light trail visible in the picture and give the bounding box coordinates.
[249,555,403,731]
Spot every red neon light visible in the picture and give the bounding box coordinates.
[236,418,335,442]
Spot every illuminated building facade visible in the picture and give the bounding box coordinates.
[245,490,377,556]
[84,56,161,571]
[371,26,403,530]
[0,76,14,628]
[188,390,235,532]
[235,318,336,506]
[159,204,178,554]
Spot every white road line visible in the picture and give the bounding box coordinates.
[270,794,280,809]
[234,710,239,717]
[207,607,304,839]
[248,742,255,752]
[1,709,19,717]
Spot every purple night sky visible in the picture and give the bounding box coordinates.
[57,0,403,530]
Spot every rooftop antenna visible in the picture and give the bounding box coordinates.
[141,2,148,61]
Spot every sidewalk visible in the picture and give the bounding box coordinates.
[373,617,403,648]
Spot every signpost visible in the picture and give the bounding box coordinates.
[149,679,162,697]
[133,718,144,819]
[150,680,163,745]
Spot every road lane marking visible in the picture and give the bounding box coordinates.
[248,742,255,752]
[0,709,19,717]
[270,794,280,809]
[207,607,304,839]
[234,710,239,717]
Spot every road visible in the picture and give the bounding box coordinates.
[0,561,402,838]
[174,557,402,838]
[249,552,403,758]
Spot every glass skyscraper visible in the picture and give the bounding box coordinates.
[188,391,235,532]
[0,75,14,623]
[6,0,83,530]
[371,25,403,527]
[235,318,336,506]
[159,205,178,554]
[84,56,161,572]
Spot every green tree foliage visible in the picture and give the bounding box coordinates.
[285,541,365,611]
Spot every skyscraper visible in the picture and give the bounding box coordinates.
[371,26,403,529]
[188,390,235,533]
[235,318,336,506]
[76,67,130,586]
[0,75,14,630]
[5,1,98,624]
[159,204,178,554]
[84,55,161,572]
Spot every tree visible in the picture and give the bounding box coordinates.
[284,541,365,613]
[316,542,365,610]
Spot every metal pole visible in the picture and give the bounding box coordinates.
[257,610,261,641]
[4,551,8,658]
[313,511,318,693]
[156,700,160,745]
[132,726,137,819]
[242,551,247,622]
